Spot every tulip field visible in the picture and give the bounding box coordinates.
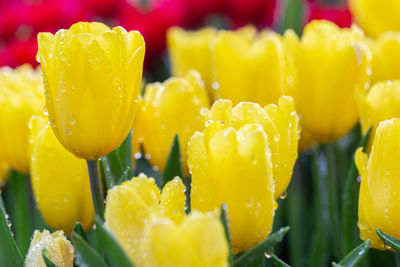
[2,0,400,266]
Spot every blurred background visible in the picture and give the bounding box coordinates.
[0,0,350,73]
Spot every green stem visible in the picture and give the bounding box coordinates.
[280,0,303,35]
[86,160,104,219]
[309,146,330,267]
[287,161,306,267]
[10,171,33,256]
[326,143,343,259]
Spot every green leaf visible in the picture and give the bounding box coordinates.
[42,250,58,267]
[118,167,131,184]
[71,232,107,267]
[220,204,234,266]
[266,254,291,267]
[134,145,162,187]
[376,229,400,252]
[73,222,88,241]
[332,240,370,267]
[233,227,290,267]
[8,170,33,256]
[163,134,182,186]
[280,0,303,35]
[0,194,24,267]
[342,127,372,254]
[100,132,134,189]
[94,216,133,267]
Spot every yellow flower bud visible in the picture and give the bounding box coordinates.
[205,96,299,199]
[140,211,229,267]
[355,118,400,249]
[167,27,217,101]
[213,28,286,106]
[368,33,400,84]
[28,115,94,234]
[357,80,400,150]
[37,21,145,160]
[104,174,186,265]
[0,65,44,173]
[132,70,209,174]
[350,0,400,37]
[284,20,371,145]
[188,121,275,253]
[25,230,74,267]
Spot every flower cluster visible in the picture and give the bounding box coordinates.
[2,0,400,265]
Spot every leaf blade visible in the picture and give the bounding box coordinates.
[376,229,400,252]
[71,231,108,267]
[233,227,290,267]
[163,134,182,186]
[332,240,370,267]
[0,194,24,267]
[94,216,133,267]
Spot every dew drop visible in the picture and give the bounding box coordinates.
[280,191,287,200]
[264,252,273,258]
[69,112,76,125]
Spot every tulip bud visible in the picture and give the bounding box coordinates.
[37,22,145,160]
[167,27,217,101]
[368,32,400,84]
[357,80,400,149]
[213,28,287,106]
[29,115,94,234]
[0,65,44,173]
[24,230,74,267]
[188,121,275,253]
[104,174,186,265]
[284,20,371,145]
[205,96,299,199]
[350,0,400,37]
[356,118,400,249]
[132,70,209,174]
[140,211,229,267]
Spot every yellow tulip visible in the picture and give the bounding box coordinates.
[104,174,186,265]
[25,230,74,267]
[284,20,371,145]
[37,21,145,160]
[350,0,400,37]
[188,121,275,253]
[167,27,217,101]
[29,115,94,234]
[368,33,400,84]
[205,96,299,199]
[356,118,400,249]
[357,80,400,150]
[0,65,44,173]
[132,70,209,174]
[213,28,287,106]
[140,211,229,267]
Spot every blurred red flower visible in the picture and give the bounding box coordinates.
[306,1,352,28]
[118,0,187,58]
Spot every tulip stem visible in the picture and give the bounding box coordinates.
[87,160,104,219]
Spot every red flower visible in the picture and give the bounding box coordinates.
[118,0,187,59]
[0,37,38,67]
[226,0,278,28]
[306,2,353,28]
